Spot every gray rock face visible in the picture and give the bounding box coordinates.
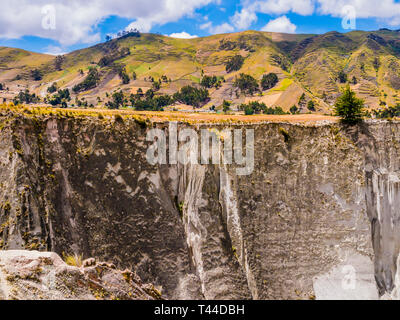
[0,250,160,300]
[1,113,400,299]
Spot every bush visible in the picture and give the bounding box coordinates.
[264,106,286,115]
[63,253,83,267]
[261,73,278,90]
[225,55,245,73]
[334,85,365,124]
[234,73,259,95]
[222,100,231,113]
[244,105,255,115]
[47,83,58,94]
[201,75,224,89]
[338,70,347,83]
[240,101,264,114]
[48,89,71,108]
[106,91,124,109]
[373,104,400,118]
[73,68,100,93]
[290,105,299,114]
[31,69,42,81]
[13,90,40,105]
[173,85,210,108]
[307,100,316,111]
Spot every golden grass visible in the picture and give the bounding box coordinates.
[0,103,338,125]
[62,253,83,267]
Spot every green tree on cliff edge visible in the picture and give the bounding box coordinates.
[334,85,365,124]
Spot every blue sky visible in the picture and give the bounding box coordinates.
[0,0,399,54]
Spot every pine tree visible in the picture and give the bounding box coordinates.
[334,85,364,124]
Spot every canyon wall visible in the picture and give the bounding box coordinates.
[0,112,399,299]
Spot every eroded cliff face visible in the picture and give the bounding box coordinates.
[0,112,399,300]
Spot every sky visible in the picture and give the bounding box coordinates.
[0,0,399,55]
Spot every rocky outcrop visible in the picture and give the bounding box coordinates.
[1,111,400,299]
[0,250,161,300]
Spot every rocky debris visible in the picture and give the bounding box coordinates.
[0,250,162,300]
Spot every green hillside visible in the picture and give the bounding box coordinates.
[1,29,400,112]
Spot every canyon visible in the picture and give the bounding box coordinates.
[0,108,400,300]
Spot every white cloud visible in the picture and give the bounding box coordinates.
[231,9,258,29]
[0,0,218,45]
[316,0,400,20]
[212,23,235,34]
[200,22,213,30]
[261,15,297,33]
[242,0,315,16]
[44,45,68,56]
[168,32,198,39]
[200,21,234,34]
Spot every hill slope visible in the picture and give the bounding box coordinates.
[1,29,400,112]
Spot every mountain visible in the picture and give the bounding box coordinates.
[1,29,400,112]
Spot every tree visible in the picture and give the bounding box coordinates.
[13,89,40,105]
[234,73,259,95]
[240,101,266,114]
[373,57,380,72]
[54,55,64,71]
[73,68,100,93]
[222,100,231,113]
[334,85,365,124]
[173,85,210,108]
[132,72,137,80]
[244,105,255,115]
[225,55,245,73]
[261,73,278,90]
[106,91,124,109]
[298,93,306,107]
[121,73,130,84]
[307,100,316,111]
[152,80,161,91]
[338,70,347,83]
[31,69,42,81]
[47,83,58,94]
[290,105,299,114]
[48,89,71,108]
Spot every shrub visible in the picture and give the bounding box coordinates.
[225,55,245,73]
[47,83,58,94]
[13,90,40,105]
[234,73,259,95]
[106,91,124,109]
[334,85,365,124]
[261,73,278,90]
[63,253,83,267]
[290,105,299,114]
[173,85,210,108]
[338,70,347,83]
[373,104,400,119]
[223,100,231,113]
[31,69,42,81]
[307,100,316,111]
[48,89,71,108]
[73,68,100,93]
[264,106,286,115]
[240,101,270,114]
